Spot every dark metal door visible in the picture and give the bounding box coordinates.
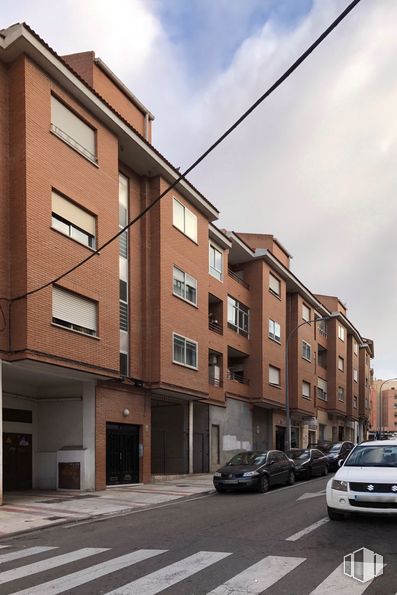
[275,426,285,451]
[106,423,140,485]
[3,433,32,491]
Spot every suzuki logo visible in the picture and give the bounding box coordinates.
[367,484,374,491]
[392,485,397,492]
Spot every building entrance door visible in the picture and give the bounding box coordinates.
[3,433,32,491]
[275,426,286,451]
[106,423,140,485]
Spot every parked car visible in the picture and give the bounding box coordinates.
[286,448,328,479]
[323,441,355,471]
[327,439,397,519]
[213,450,295,493]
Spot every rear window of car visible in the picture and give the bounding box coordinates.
[345,445,397,467]
[227,452,267,466]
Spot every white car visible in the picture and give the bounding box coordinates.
[326,439,397,520]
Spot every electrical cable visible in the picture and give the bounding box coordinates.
[6,0,363,303]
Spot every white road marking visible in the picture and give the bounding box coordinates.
[310,562,374,593]
[286,517,329,541]
[0,548,107,585]
[297,490,326,501]
[0,546,9,549]
[0,546,57,564]
[10,549,167,595]
[207,555,305,594]
[106,551,231,595]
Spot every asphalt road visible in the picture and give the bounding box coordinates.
[0,475,397,594]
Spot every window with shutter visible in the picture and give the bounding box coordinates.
[52,191,96,248]
[51,96,96,162]
[52,286,97,336]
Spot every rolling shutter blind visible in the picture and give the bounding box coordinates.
[269,274,280,294]
[51,96,96,158]
[52,192,95,235]
[269,366,280,385]
[318,378,327,391]
[53,286,97,332]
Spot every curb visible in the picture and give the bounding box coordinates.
[0,489,216,541]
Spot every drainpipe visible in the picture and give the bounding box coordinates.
[189,401,194,474]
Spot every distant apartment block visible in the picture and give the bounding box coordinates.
[0,23,374,500]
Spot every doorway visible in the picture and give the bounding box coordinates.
[106,423,140,485]
[3,433,32,491]
[275,426,286,451]
[211,424,220,469]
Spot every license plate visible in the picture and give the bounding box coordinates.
[355,495,397,503]
[222,480,238,484]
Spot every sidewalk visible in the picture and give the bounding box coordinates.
[0,474,214,538]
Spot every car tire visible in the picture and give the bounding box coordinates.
[286,470,295,486]
[327,506,344,521]
[257,475,269,493]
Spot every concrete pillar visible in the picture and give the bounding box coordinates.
[83,382,96,490]
[0,361,2,504]
[189,400,194,474]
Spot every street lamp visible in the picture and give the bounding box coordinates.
[284,311,339,452]
[378,378,397,437]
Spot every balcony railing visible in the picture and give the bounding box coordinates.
[209,376,223,387]
[209,320,223,335]
[228,268,249,289]
[227,370,249,385]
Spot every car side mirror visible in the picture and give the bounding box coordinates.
[338,459,344,467]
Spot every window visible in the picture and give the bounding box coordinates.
[268,319,281,343]
[353,396,358,409]
[173,266,197,305]
[51,95,96,162]
[302,381,311,399]
[173,334,198,369]
[302,304,311,322]
[269,273,281,297]
[172,198,197,242]
[302,341,311,361]
[269,365,280,386]
[51,191,96,248]
[338,386,345,402]
[227,296,249,337]
[209,243,223,280]
[120,352,128,376]
[52,286,97,336]
[338,356,345,372]
[317,378,327,401]
[338,325,345,341]
[317,316,327,337]
[353,368,358,382]
[353,340,358,355]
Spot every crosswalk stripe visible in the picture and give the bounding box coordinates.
[310,563,374,594]
[286,518,329,541]
[0,547,107,585]
[105,551,231,595]
[10,549,167,595]
[0,547,57,564]
[207,555,306,594]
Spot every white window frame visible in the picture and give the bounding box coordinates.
[338,356,345,372]
[353,395,358,409]
[302,340,311,362]
[338,324,345,342]
[269,273,281,297]
[302,304,311,322]
[269,365,281,387]
[51,191,96,249]
[353,339,358,355]
[268,319,281,343]
[172,333,198,370]
[302,381,311,399]
[227,296,249,338]
[317,378,327,401]
[338,386,345,402]
[173,266,197,306]
[353,368,358,383]
[172,198,197,243]
[209,242,223,281]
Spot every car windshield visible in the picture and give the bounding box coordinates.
[226,452,268,466]
[329,443,343,453]
[287,449,310,461]
[345,445,397,467]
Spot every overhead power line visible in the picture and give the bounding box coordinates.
[9,0,363,303]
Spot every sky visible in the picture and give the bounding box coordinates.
[2,0,396,379]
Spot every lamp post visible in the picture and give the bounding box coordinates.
[284,311,339,452]
[378,378,397,437]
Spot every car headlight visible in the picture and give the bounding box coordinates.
[214,472,222,477]
[242,471,259,477]
[332,480,348,491]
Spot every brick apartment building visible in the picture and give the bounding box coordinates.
[0,23,374,501]
[372,380,397,433]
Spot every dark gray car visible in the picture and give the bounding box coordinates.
[286,448,328,479]
[213,450,295,493]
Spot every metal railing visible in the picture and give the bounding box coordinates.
[209,376,223,387]
[209,320,223,335]
[227,370,249,385]
[227,268,249,289]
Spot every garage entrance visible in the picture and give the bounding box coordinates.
[106,423,140,485]
[3,433,32,491]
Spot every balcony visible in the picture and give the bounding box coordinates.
[209,376,223,387]
[227,370,249,385]
[227,346,249,387]
[209,320,223,335]
[228,268,249,289]
[209,294,223,335]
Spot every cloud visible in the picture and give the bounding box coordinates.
[1,0,395,377]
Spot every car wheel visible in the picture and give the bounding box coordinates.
[286,470,295,485]
[327,506,344,521]
[257,475,269,493]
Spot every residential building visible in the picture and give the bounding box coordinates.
[0,23,374,501]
